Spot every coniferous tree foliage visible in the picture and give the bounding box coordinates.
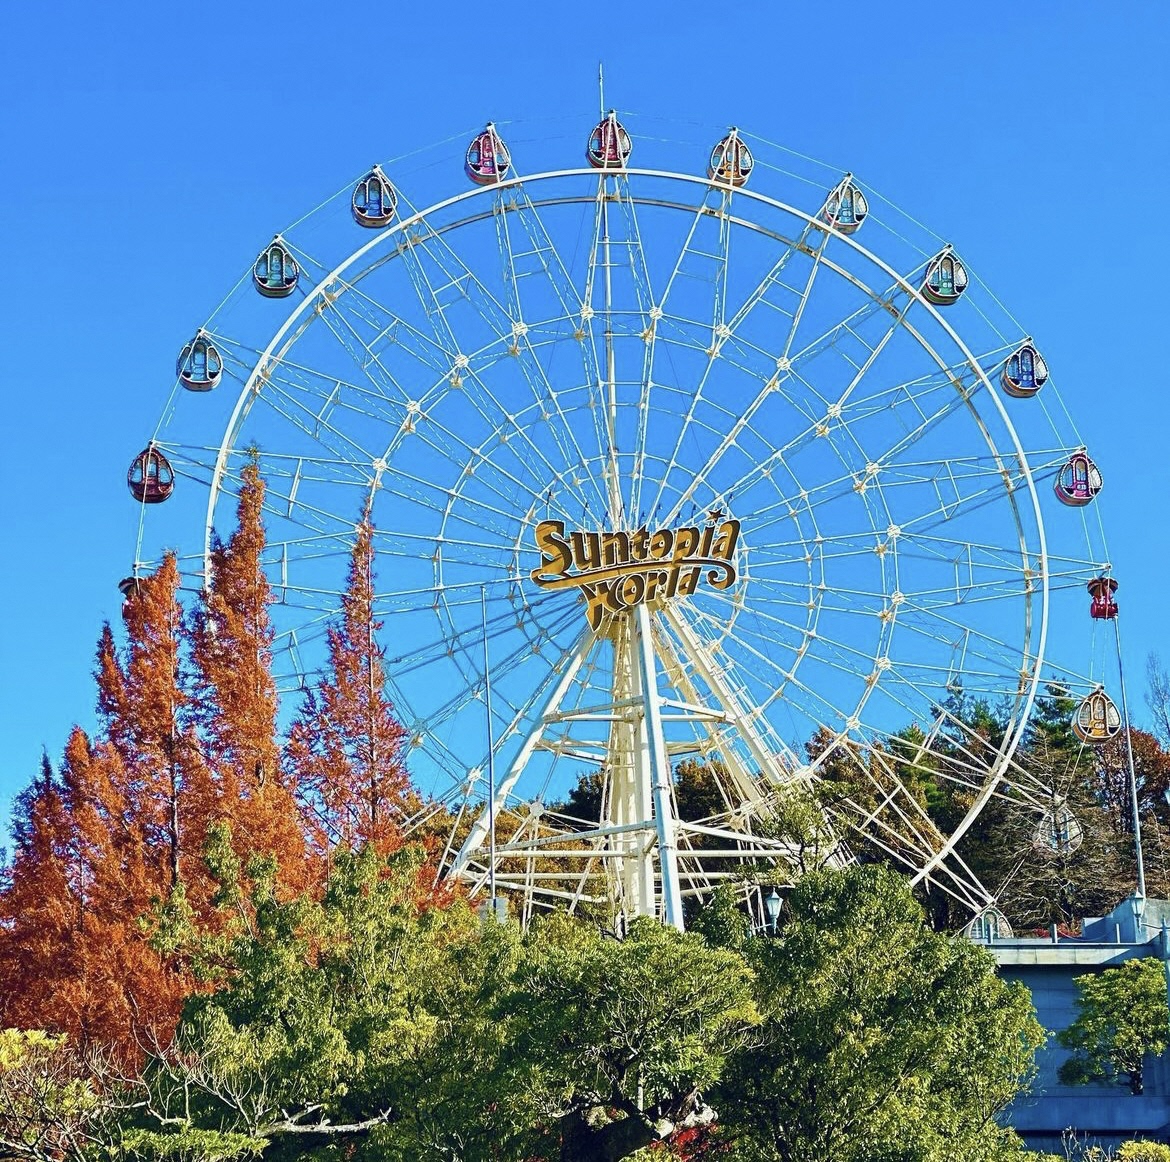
[286,521,416,856]
[190,460,307,889]
[710,866,1044,1162]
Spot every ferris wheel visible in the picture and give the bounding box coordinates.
[127,110,1117,929]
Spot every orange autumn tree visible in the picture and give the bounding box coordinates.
[53,727,187,1049]
[103,556,210,893]
[0,753,85,1033]
[190,458,307,889]
[0,463,440,1055]
[0,730,188,1054]
[0,559,208,1052]
[287,520,416,857]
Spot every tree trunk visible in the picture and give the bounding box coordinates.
[559,1109,655,1162]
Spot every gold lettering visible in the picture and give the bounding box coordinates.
[708,520,741,589]
[531,515,740,628]
[677,566,701,596]
[672,526,700,564]
[601,530,631,567]
[571,530,603,572]
[649,528,673,560]
[531,519,572,581]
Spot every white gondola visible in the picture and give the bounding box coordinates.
[177,331,223,392]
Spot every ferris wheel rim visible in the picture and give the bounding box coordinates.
[159,158,1060,909]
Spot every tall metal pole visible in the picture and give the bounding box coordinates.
[482,587,497,908]
[634,603,684,929]
[601,150,621,523]
[1114,616,1147,899]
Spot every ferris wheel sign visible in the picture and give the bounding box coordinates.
[530,512,742,630]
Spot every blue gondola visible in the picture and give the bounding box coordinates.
[1001,342,1048,398]
[921,248,968,306]
[253,238,299,298]
[352,167,397,228]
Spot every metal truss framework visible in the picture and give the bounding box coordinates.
[131,142,1113,929]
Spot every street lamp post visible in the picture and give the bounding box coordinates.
[764,888,782,937]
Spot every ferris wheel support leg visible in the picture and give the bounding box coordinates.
[634,604,685,930]
[627,622,656,919]
[610,616,654,921]
[662,604,792,787]
[450,632,592,881]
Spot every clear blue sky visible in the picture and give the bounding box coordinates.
[1,2,1167,827]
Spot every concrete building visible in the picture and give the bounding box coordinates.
[975,896,1170,1153]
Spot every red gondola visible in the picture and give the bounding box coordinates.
[1001,342,1048,399]
[128,445,174,504]
[177,331,223,392]
[352,167,397,228]
[707,129,753,187]
[821,177,868,234]
[586,112,631,170]
[1087,575,1119,620]
[921,248,968,306]
[1053,450,1103,507]
[466,124,511,186]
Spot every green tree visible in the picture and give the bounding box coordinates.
[712,865,1045,1162]
[503,914,759,1162]
[136,837,500,1162]
[0,1030,112,1162]
[1058,957,1170,1094]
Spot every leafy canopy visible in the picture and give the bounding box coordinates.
[710,865,1045,1162]
[1058,957,1170,1094]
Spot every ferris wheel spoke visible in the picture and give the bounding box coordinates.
[644,216,902,528]
[743,456,1032,562]
[580,173,661,521]
[661,286,924,530]
[320,297,595,515]
[390,601,578,723]
[841,756,949,863]
[718,323,993,529]
[492,186,618,515]
[654,217,835,523]
[325,275,455,378]
[396,212,610,519]
[311,297,594,518]
[718,213,828,361]
[284,306,600,532]
[243,369,389,470]
[629,181,748,489]
[681,593,881,734]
